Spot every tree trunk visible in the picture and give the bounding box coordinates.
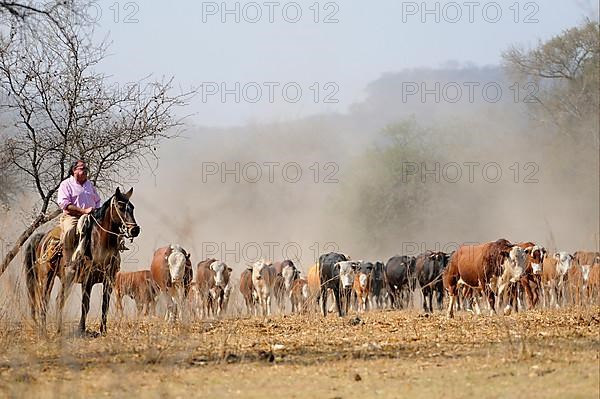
[0,208,62,276]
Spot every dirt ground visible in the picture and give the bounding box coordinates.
[0,307,598,398]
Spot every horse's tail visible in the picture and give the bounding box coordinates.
[24,233,45,311]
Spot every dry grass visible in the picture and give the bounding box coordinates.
[0,306,598,398]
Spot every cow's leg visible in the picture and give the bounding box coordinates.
[521,277,533,310]
[266,293,272,316]
[333,288,342,317]
[427,287,434,313]
[472,295,482,315]
[100,280,113,335]
[78,277,94,336]
[447,294,456,318]
[116,292,124,318]
[485,287,496,316]
[135,301,143,318]
[436,287,444,311]
[320,287,328,317]
[57,262,77,335]
[165,287,177,322]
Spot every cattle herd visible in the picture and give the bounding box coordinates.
[113,239,600,321]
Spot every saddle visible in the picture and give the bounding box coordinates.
[39,226,63,263]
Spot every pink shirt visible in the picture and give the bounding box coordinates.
[57,176,101,212]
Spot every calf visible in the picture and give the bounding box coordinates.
[567,262,585,306]
[289,278,309,313]
[368,261,386,309]
[114,270,159,317]
[239,267,255,315]
[542,251,574,308]
[337,260,360,315]
[307,263,321,313]
[515,243,546,310]
[195,258,232,318]
[252,259,276,316]
[353,262,374,312]
[416,251,448,313]
[497,246,528,315]
[319,252,349,317]
[385,255,417,309]
[586,260,600,303]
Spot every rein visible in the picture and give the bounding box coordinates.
[89,196,136,240]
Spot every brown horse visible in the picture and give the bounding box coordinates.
[25,187,140,336]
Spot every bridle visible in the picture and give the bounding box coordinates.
[89,196,137,240]
[110,196,138,239]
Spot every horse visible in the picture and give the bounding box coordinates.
[25,187,140,336]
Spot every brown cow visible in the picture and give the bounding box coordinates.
[443,239,513,318]
[353,262,373,312]
[195,258,232,318]
[567,263,585,306]
[515,242,546,310]
[572,251,600,305]
[307,263,321,313]
[541,251,573,308]
[252,259,276,316]
[586,261,600,303]
[150,244,192,322]
[114,270,159,317]
[572,251,600,269]
[289,278,309,313]
[239,267,255,315]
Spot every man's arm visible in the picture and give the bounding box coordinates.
[58,181,93,216]
[64,204,93,216]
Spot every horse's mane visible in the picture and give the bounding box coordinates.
[92,195,114,221]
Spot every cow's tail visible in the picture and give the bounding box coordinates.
[24,233,45,313]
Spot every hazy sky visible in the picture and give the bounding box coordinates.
[93,0,596,126]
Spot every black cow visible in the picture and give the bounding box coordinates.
[319,252,349,317]
[416,251,449,313]
[369,261,386,309]
[385,255,417,309]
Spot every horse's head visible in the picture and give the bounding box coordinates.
[111,187,141,238]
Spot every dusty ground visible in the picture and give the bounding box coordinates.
[0,307,598,398]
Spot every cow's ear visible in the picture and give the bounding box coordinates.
[553,253,560,260]
[228,267,233,272]
[186,252,191,260]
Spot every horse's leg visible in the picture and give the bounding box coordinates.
[57,262,77,335]
[40,267,57,334]
[100,280,113,335]
[78,277,94,336]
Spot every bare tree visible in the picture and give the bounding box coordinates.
[502,20,599,141]
[0,1,194,274]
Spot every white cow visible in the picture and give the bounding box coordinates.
[497,246,528,315]
[336,260,361,314]
[165,244,190,322]
[542,251,574,308]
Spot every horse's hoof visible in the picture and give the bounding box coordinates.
[76,329,100,338]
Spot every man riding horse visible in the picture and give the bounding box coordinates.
[26,160,140,336]
[40,160,126,264]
